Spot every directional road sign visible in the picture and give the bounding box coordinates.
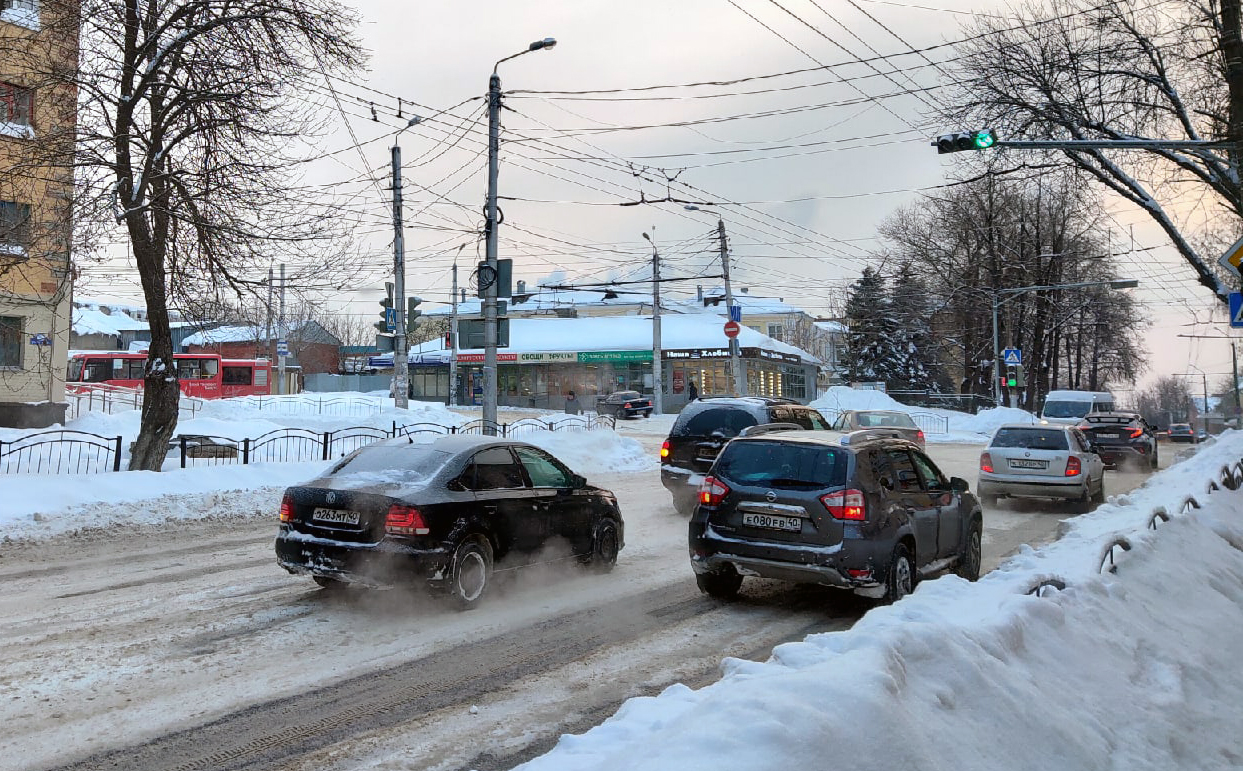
[1002,348,1022,365]
[1231,292,1243,328]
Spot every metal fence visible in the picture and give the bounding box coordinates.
[234,395,386,419]
[65,384,204,422]
[0,414,617,474]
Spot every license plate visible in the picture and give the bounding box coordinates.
[313,507,360,525]
[742,512,802,532]
[1009,459,1048,469]
[1096,433,1119,439]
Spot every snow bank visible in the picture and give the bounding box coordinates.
[515,434,1243,771]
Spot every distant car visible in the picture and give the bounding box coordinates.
[275,435,623,608]
[977,424,1105,512]
[830,409,926,449]
[1167,423,1198,443]
[688,431,982,603]
[1078,412,1158,471]
[661,397,832,515]
[597,390,653,419]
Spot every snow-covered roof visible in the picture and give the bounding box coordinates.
[181,320,316,346]
[71,305,150,336]
[814,320,846,333]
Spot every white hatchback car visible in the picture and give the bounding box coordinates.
[978,424,1105,512]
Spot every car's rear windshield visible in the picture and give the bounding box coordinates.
[324,445,453,488]
[715,441,847,488]
[1041,400,1094,418]
[676,407,759,437]
[777,409,831,430]
[990,428,1069,450]
[856,411,917,428]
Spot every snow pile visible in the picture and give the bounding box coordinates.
[811,386,1036,443]
[515,433,1243,771]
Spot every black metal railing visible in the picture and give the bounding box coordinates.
[0,430,122,474]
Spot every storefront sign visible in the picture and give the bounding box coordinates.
[662,348,729,360]
[455,350,654,364]
[455,353,518,363]
[577,350,652,363]
[741,347,802,364]
[518,352,578,363]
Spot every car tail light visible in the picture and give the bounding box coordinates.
[624,402,632,408]
[917,429,925,443]
[821,488,866,520]
[1065,456,1082,476]
[980,452,994,473]
[660,440,670,459]
[1077,423,1092,432]
[846,567,873,580]
[1129,428,1143,439]
[385,504,430,536]
[698,475,730,506]
[279,493,295,522]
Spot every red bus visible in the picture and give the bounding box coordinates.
[67,352,272,398]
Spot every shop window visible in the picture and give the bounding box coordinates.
[0,315,21,368]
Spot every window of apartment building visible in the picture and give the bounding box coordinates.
[0,316,21,368]
[766,323,784,342]
[1,0,38,12]
[0,201,31,254]
[1,82,34,127]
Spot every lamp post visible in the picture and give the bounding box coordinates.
[391,115,422,410]
[684,205,745,396]
[991,278,1139,407]
[482,37,556,434]
[642,231,663,415]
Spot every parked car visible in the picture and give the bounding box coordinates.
[1167,423,1198,443]
[275,434,624,608]
[830,409,926,449]
[977,424,1105,512]
[688,430,982,603]
[1078,412,1158,471]
[661,397,832,515]
[597,390,653,419]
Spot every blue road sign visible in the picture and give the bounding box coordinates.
[385,307,397,332]
[1002,348,1022,365]
[1231,292,1243,328]
[729,305,742,323]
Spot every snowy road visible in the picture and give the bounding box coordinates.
[1,436,1165,771]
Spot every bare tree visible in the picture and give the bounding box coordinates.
[58,0,365,469]
[1134,375,1196,427]
[947,0,1243,302]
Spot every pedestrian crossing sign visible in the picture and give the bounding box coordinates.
[1002,348,1021,365]
[1230,292,1243,328]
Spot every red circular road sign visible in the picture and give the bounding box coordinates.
[723,320,741,338]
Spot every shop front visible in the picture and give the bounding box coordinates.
[453,350,654,409]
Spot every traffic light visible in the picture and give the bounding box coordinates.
[375,281,395,334]
[407,295,422,334]
[1005,363,1018,388]
[933,129,997,154]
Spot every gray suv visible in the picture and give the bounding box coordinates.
[688,431,982,603]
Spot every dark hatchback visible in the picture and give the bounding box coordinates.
[1079,411,1158,470]
[660,397,832,515]
[689,431,982,603]
[597,390,653,419]
[275,434,623,608]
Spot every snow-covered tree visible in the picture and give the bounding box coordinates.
[889,263,949,392]
[842,268,901,386]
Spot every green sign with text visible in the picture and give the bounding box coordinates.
[576,350,653,363]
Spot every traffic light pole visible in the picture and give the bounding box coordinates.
[717,219,745,397]
[991,292,1003,407]
[391,145,409,409]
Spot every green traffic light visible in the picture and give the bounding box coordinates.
[1006,377,1017,387]
[974,130,996,149]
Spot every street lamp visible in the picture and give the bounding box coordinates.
[684,205,745,396]
[391,114,422,410]
[642,231,663,415]
[482,37,556,434]
[991,278,1138,407]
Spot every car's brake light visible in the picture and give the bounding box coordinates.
[980,452,994,473]
[1129,428,1143,439]
[821,488,866,520]
[624,402,631,408]
[1065,456,1082,476]
[1077,423,1092,431]
[385,504,430,535]
[279,493,294,522]
[698,475,730,506]
[660,440,670,459]
[917,429,925,442]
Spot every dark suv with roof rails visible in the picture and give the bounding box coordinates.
[688,430,983,603]
[660,396,832,515]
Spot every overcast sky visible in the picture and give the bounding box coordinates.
[78,0,1237,395]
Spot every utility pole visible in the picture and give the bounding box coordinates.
[991,292,1003,407]
[717,218,745,396]
[265,265,273,365]
[643,231,663,415]
[277,263,286,395]
[391,144,409,409]
[482,70,502,433]
[450,260,459,406]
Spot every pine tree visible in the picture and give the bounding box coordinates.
[843,268,901,385]
[889,263,949,392]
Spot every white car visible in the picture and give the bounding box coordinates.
[977,423,1105,512]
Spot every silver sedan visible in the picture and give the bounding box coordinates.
[977,423,1105,512]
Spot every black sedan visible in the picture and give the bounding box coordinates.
[275,434,624,608]
[1079,411,1158,470]
[597,390,653,419]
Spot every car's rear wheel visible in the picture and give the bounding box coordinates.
[448,535,493,610]
[1071,487,1094,514]
[883,543,915,603]
[955,519,982,581]
[584,518,620,572]
[695,567,742,599]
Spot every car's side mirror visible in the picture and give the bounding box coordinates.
[949,476,970,493]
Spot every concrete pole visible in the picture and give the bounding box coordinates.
[644,232,663,415]
[391,144,409,409]
[450,261,459,406]
[991,292,1002,407]
[718,218,745,396]
[277,263,286,395]
[482,71,502,434]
